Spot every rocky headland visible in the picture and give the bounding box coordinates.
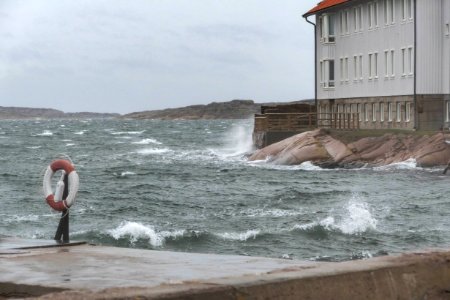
[249,129,450,168]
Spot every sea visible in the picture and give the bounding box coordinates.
[1,118,450,262]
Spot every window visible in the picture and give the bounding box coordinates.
[339,57,349,82]
[405,102,411,122]
[368,52,379,79]
[396,102,402,122]
[368,2,379,29]
[402,0,413,20]
[408,47,413,75]
[384,50,389,77]
[353,55,358,80]
[357,103,362,121]
[388,102,393,121]
[380,103,385,122]
[446,23,450,36]
[354,6,363,32]
[364,103,369,121]
[321,59,335,88]
[384,50,395,78]
[446,101,450,122]
[384,0,395,25]
[401,48,406,76]
[359,54,363,79]
[320,14,335,43]
[402,47,414,76]
[340,10,350,34]
[372,103,377,121]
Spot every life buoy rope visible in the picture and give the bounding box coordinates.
[43,159,79,211]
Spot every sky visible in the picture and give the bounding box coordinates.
[0,0,316,114]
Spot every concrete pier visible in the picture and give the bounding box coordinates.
[1,238,450,299]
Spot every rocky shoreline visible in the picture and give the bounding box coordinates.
[249,129,450,168]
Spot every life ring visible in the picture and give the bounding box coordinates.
[43,159,79,211]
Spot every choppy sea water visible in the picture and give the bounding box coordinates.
[1,118,450,262]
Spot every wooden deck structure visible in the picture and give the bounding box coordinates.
[253,103,360,148]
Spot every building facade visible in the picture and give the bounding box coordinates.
[304,0,450,130]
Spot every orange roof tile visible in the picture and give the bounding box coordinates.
[304,0,350,17]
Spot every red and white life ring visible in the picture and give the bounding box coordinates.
[43,159,79,211]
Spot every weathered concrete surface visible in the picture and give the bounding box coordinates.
[1,243,450,300]
[249,129,450,168]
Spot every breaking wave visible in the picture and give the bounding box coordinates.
[107,221,185,247]
[132,138,162,145]
[216,229,261,241]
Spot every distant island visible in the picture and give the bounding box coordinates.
[0,106,119,120]
[122,99,313,120]
[0,99,313,120]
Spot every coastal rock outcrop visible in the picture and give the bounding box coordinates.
[249,129,450,167]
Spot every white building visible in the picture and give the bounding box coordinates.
[303,0,450,130]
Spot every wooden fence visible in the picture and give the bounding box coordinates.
[254,113,360,132]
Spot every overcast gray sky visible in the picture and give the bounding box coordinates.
[0,0,316,114]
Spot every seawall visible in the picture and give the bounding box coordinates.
[1,238,450,299]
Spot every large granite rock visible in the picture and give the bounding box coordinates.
[249,129,450,168]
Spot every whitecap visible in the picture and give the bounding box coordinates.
[66,143,75,147]
[26,146,41,149]
[36,130,53,136]
[292,199,377,235]
[111,131,145,135]
[136,148,170,155]
[74,130,86,135]
[338,201,378,234]
[108,221,184,247]
[132,138,162,145]
[244,208,303,218]
[118,171,136,177]
[216,229,260,241]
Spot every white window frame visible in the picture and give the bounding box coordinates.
[372,103,377,121]
[320,14,336,43]
[396,102,402,122]
[405,102,411,122]
[388,102,393,121]
[357,103,362,121]
[390,49,395,78]
[446,23,450,37]
[380,102,385,122]
[368,2,379,29]
[353,55,358,81]
[402,0,413,21]
[344,57,349,81]
[446,101,450,122]
[384,0,395,25]
[359,54,363,80]
[364,103,369,122]
[321,59,335,88]
[408,46,413,75]
[401,47,406,76]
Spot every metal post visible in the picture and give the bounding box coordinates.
[54,174,69,243]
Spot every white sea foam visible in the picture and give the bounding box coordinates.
[136,148,170,155]
[5,214,40,223]
[74,130,86,135]
[111,131,145,135]
[36,130,53,136]
[217,229,260,241]
[244,208,303,218]
[298,161,324,171]
[26,146,41,149]
[108,221,185,247]
[132,138,162,145]
[118,171,136,177]
[374,158,418,171]
[66,143,75,147]
[292,199,378,235]
[338,201,378,234]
